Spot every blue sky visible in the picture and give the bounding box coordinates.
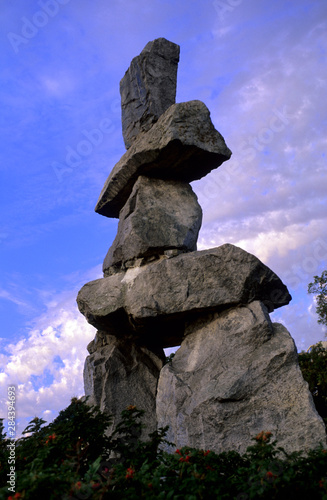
[1,0,327,435]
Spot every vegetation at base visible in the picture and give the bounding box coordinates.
[298,342,327,427]
[0,398,327,499]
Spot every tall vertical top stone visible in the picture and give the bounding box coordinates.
[120,38,180,149]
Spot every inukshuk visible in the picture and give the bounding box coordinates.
[77,38,326,452]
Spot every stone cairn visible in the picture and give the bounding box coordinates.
[77,38,326,453]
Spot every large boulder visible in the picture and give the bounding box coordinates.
[156,301,327,455]
[103,176,202,275]
[84,331,164,438]
[95,100,232,218]
[120,38,180,149]
[77,244,291,348]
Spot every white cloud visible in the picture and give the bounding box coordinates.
[271,295,326,353]
[0,290,96,436]
[197,217,327,264]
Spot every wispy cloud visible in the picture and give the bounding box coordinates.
[0,288,28,308]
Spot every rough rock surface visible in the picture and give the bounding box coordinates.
[156,302,327,455]
[103,176,202,275]
[120,38,180,149]
[77,244,291,347]
[95,100,232,218]
[84,331,164,438]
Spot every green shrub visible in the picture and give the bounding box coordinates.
[1,399,327,499]
[298,342,327,426]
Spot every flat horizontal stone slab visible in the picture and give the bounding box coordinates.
[95,100,232,218]
[77,244,291,348]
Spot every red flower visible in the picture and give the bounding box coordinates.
[179,455,190,463]
[319,479,325,488]
[203,450,210,456]
[126,467,135,479]
[45,433,56,445]
[175,449,182,455]
[75,481,82,490]
[148,483,153,489]
[8,495,22,500]
[266,471,277,482]
[91,482,100,489]
[255,431,272,442]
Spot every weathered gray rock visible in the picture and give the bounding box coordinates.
[120,38,180,149]
[77,244,291,348]
[95,100,232,218]
[103,176,202,275]
[84,331,164,438]
[156,302,327,455]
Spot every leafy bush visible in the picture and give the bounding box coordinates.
[298,342,327,426]
[1,399,327,499]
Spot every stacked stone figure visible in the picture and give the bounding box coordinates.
[77,38,326,452]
